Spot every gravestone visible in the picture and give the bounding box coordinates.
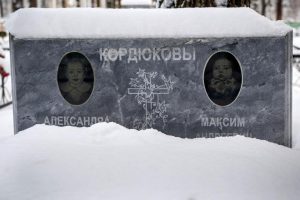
[7,8,292,146]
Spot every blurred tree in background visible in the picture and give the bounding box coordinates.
[157,0,250,8]
[0,0,298,21]
[156,0,290,20]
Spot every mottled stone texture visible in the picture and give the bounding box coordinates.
[10,36,292,147]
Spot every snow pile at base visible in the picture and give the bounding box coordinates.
[6,8,291,39]
[0,122,300,200]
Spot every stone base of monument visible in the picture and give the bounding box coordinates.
[7,8,292,146]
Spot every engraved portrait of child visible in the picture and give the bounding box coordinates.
[57,52,94,105]
[204,52,242,106]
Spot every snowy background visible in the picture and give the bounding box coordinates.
[1,10,300,199]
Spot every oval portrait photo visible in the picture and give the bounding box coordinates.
[57,52,94,105]
[204,51,242,106]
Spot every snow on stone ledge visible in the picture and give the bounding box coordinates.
[6,8,291,39]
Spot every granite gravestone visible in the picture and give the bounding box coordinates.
[8,8,292,146]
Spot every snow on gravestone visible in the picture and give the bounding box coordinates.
[7,8,292,146]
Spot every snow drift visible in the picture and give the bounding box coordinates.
[0,122,300,200]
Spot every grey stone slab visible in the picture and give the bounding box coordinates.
[10,35,292,147]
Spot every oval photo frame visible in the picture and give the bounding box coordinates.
[57,52,94,105]
[204,51,242,106]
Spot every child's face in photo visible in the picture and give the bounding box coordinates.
[212,58,233,80]
[66,61,84,85]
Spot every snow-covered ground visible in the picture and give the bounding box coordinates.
[292,67,300,148]
[1,122,300,200]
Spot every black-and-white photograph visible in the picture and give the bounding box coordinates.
[204,51,242,106]
[57,52,94,105]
